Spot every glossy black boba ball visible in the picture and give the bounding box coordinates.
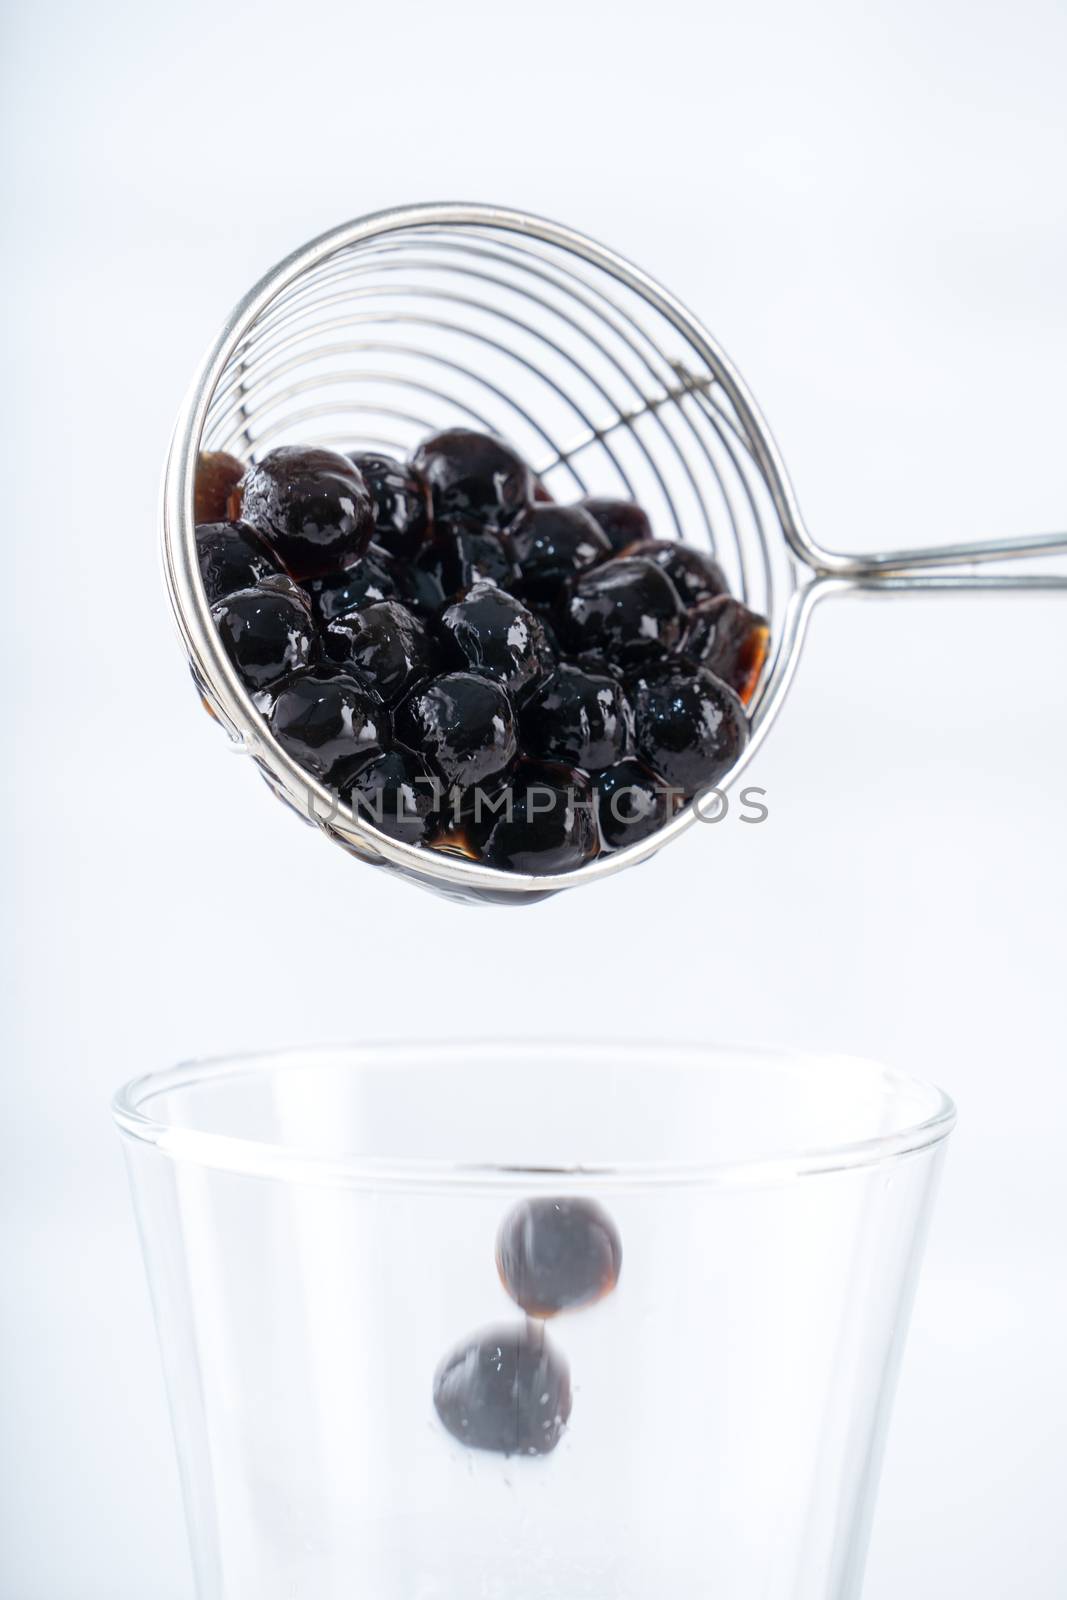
[438,582,554,707]
[432,1322,571,1457]
[301,544,400,623]
[573,644,670,683]
[595,758,672,850]
[628,661,748,795]
[521,662,634,770]
[682,595,770,706]
[508,504,611,602]
[210,577,315,692]
[411,429,532,530]
[415,517,520,602]
[534,608,565,659]
[194,450,245,524]
[578,497,653,555]
[266,667,385,786]
[240,446,376,579]
[393,559,450,617]
[348,451,432,561]
[555,557,685,664]
[324,600,434,706]
[339,748,440,845]
[618,538,728,609]
[496,1197,623,1317]
[196,520,280,603]
[394,672,517,792]
[468,760,598,874]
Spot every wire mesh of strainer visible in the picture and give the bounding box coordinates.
[162,202,1067,904]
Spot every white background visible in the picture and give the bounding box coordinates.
[3,0,1066,1594]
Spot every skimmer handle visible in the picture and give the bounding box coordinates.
[807,529,1067,588]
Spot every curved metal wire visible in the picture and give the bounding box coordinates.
[170,208,810,900]
[198,234,798,637]
[166,203,1064,903]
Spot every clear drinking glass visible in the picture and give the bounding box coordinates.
[113,1042,955,1600]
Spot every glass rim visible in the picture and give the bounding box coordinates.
[111,1040,956,1193]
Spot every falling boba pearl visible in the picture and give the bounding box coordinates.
[432,1322,572,1456]
[496,1197,622,1317]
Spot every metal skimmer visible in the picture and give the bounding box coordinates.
[162,203,1067,903]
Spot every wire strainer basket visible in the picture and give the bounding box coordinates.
[162,202,1067,903]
